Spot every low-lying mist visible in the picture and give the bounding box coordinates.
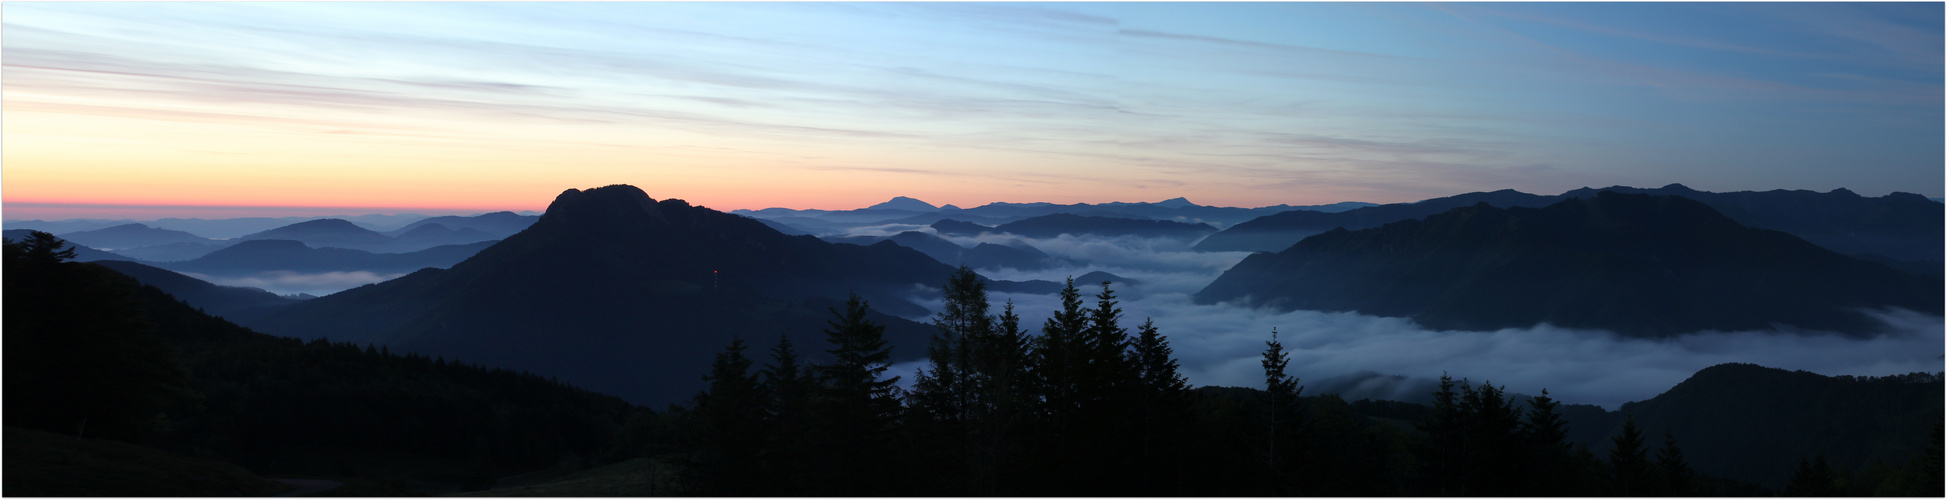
[894,230,1944,410]
[191,270,407,297]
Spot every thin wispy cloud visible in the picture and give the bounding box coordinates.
[4,2,1939,214]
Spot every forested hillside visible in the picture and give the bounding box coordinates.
[7,230,1939,496]
[4,232,636,494]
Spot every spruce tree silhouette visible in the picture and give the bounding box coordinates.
[808,294,901,495]
[3,231,190,443]
[1260,328,1303,495]
[1609,414,1653,495]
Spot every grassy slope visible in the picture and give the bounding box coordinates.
[447,457,685,497]
[3,427,293,497]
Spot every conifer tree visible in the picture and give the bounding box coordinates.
[1655,430,1694,496]
[1925,422,1944,496]
[1060,281,1146,493]
[1523,388,1575,495]
[1608,414,1652,496]
[764,334,807,416]
[1417,373,1464,495]
[1082,281,1138,405]
[912,267,1014,494]
[1260,328,1303,494]
[1133,318,1189,397]
[16,230,77,265]
[4,232,191,444]
[987,300,1034,408]
[970,299,1036,495]
[810,294,902,495]
[914,267,992,427]
[1029,277,1090,493]
[1523,389,1570,452]
[1034,277,1089,419]
[1460,380,1522,495]
[818,294,901,413]
[1132,318,1190,493]
[692,337,765,495]
[760,334,809,493]
[1785,454,1839,497]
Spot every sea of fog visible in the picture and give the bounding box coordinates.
[871,226,1946,411]
[192,270,407,298]
[216,222,1944,410]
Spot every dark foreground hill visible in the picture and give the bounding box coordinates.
[4,427,291,497]
[5,233,635,494]
[1,229,133,262]
[1195,192,1942,336]
[1559,363,1944,490]
[246,185,953,406]
[91,260,299,324]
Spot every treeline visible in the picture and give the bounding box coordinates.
[7,230,1941,496]
[645,266,1945,496]
[4,232,634,491]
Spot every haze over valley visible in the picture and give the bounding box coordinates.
[11,184,1939,410]
[5,2,1940,496]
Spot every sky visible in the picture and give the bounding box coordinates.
[5,2,1942,219]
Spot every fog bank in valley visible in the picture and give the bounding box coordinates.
[900,230,1944,410]
[191,270,408,297]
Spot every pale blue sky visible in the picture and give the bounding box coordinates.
[5,2,1941,216]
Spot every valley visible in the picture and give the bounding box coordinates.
[5,183,1940,495]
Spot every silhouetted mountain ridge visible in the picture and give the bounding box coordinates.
[246,184,953,406]
[240,218,394,250]
[1567,363,1942,489]
[159,239,495,276]
[993,213,1219,240]
[58,223,214,250]
[389,211,538,239]
[91,260,300,324]
[1195,192,1941,336]
[868,196,938,211]
[1196,185,1943,267]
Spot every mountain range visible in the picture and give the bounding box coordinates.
[241,185,961,406]
[826,231,1064,271]
[1195,192,1942,337]
[1,229,133,262]
[238,216,512,253]
[90,260,301,324]
[56,223,212,250]
[733,196,1377,236]
[156,239,497,277]
[990,213,1219,240]
[1195,185,1943,272]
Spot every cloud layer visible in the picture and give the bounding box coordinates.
[192,270,406,297]
[6,2,1941,216]
[901,233,1943,410]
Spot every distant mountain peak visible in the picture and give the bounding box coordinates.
[542,185,663,226]
[281,218,361,230]
[1154,197,1197,209]
[868,196,938,212]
